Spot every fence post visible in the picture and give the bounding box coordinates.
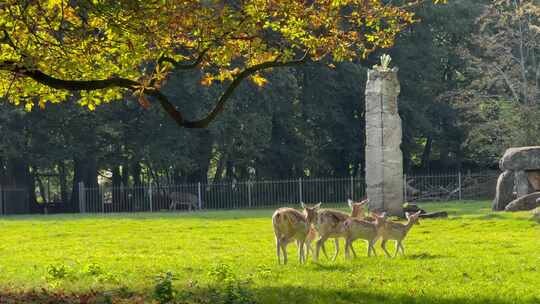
[403,174,407,202]
[458,171,462,201]
[148,184,153,212]
[0,185,3,216]
[78,182,85,214]
[248,182,252,208]
[298,178,303,203]
[350,176,354,200]
[198,182,202,210]
[101,185,105,214]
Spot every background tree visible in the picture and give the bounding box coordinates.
[450,0,540,166]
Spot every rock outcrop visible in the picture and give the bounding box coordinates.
[493,147,540,211]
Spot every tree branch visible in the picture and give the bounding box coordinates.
[0,52,310,128]
[184,52,310,128]
[158,48,209,70]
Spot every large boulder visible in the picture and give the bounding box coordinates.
[532,207,540,223]
[492,170,515,211]
[527,171,540,191]
[500,146,540,171]
[504,192,540,211]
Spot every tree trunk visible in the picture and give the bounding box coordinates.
[70,156,98,212]
[58,161,69,204]
[420,136,433,170]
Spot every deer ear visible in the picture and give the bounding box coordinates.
[314,202,321,209]
[301,201,306,209]
[405,212,411,219]
[347,199,353,209]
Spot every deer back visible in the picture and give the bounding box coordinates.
[315,209,349,237]
[343,218,378,240]
[169,192,198,203]
[272,208,309,240]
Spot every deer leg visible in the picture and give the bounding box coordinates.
[393,241,400,257]
[315,236,328,262]
[371,241,378,257]
[368,239,376,257]
[371,236,379,256]
[332,238,340,262]
[381,239,391,258]
[276,237,281,264]
[296,240,303,263]
[299,240,306,264]
[281,239,289,264]
[398,241,405,256]
[320,242,330,260]
[350,242,358,258]
[305,239,313,261]
[344,238,352,260]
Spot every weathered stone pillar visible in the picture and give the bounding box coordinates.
[365,67,404,216]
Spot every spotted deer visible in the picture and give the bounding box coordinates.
[272,203,320,264]
[168,192,199,211]
[312,199,368,262]
[375,211,422,257]
[343,212,386,259]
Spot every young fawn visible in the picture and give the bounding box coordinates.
[375,211,422,257]
[272,203,320,264]
[312,199,368,262]
[343,212,385,259]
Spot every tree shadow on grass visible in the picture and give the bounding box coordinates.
[403,253,445,260]
[309,263,352,272]
[180,285,538,304]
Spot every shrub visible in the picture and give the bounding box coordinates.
[153,271,177,303]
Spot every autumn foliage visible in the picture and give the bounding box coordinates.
[0,0,446,127]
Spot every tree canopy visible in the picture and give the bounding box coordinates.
[0,0,445,127]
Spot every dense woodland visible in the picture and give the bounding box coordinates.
[0,1,539,207]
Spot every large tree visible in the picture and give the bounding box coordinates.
[450,0,540,165]
[0,0,445,128]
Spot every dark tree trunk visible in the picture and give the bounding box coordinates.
[186,130,213,183]
[420,136,433,170]
[58,161,69,204]
[112,165,122,208]
[132,161,142,187]
[213,155,226,182]
[70,156,98,212]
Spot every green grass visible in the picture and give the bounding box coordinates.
[0,201,538,303]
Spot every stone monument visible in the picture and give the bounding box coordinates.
[493,146,540,211]
[364,55,404,216]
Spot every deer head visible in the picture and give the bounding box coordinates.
[405,211,422,225]
[348,198,369,218]
[301,202,321,224]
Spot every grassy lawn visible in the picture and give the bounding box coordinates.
[0,201,538,303]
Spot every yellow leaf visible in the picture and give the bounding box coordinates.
[200,75,214,86]
[24,102,33,112]
[251,74,268,87]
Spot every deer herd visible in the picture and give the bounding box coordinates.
[272,199,421,264]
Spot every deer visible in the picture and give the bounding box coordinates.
[343,212,386,259]
[272,203,320,264]
[374,211,422,257]
[168,192,199,211]
[312,199,368,262]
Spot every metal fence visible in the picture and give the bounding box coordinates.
[75,171,498,214]
[0,186,30,215]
